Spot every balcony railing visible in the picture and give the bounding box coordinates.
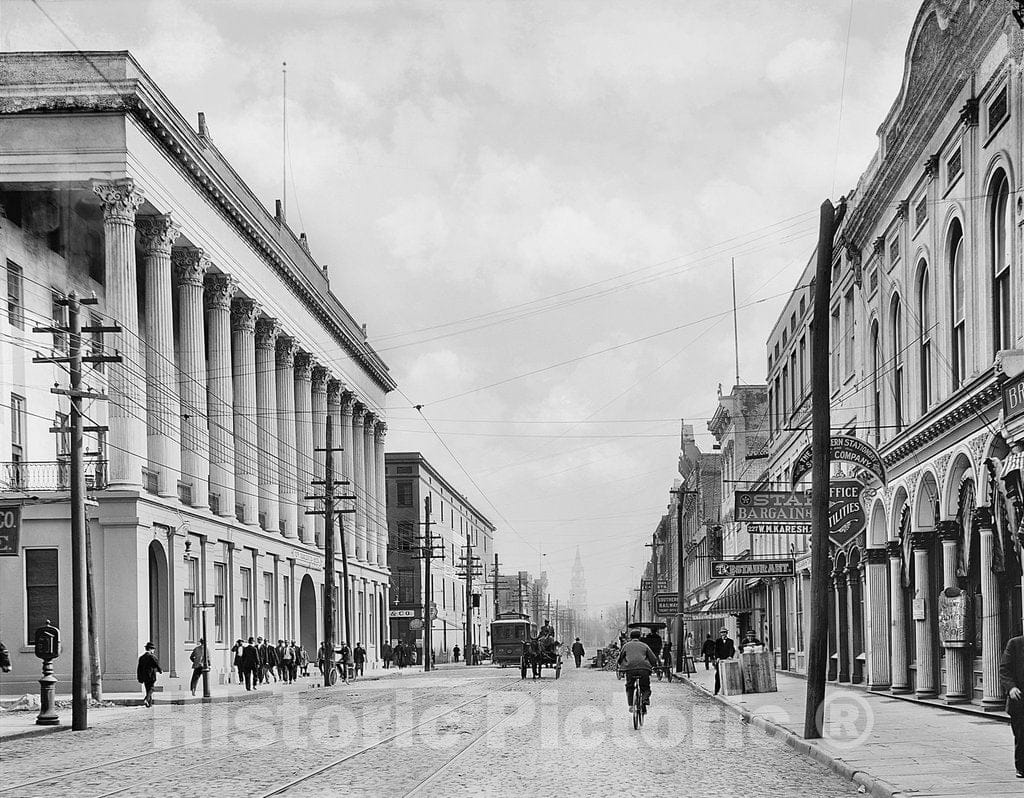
[1,460,108,491]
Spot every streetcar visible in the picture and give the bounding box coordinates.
[490,612,535,667]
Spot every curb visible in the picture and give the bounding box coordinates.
[679,675,905,798]
[1,724,70,742]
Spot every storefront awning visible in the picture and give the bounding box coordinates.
[702,576,761,615]
[1002,452,1024,478]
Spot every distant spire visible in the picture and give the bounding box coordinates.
[569,546,588,618]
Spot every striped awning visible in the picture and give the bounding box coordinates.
[1002,452,1024,478]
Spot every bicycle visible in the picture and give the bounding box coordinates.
[618,670,649,729]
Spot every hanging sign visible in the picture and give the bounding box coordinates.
[937,587,971,647]
[640,579,653,592]
[791,435,886,487]
[734,491,811,523]
[829,480,866,548]
[656,579,670,592]
[1002,372,1024,423]
[711,558,796,578]
[654,593,679,616]
[0,504,20,556]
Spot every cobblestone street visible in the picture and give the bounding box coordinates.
[2,667,858,797]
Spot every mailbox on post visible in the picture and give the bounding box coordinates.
[34,620,60,726]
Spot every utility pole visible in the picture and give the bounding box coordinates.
[34,292,119,731]
[670,487,696,673]
[412,496,442,671]
[517,572,524,614]
[804,198,839,739]
[492,553,500,618]
[457,535,482,666]
[306,417,355,686]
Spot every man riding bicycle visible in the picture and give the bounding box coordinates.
[617,629,660,714]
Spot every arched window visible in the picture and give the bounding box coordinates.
[871,321,881,441]
[949,221,966,388]
[990,171,1013,353]
[892,296,904,433]
[917,262,932,412]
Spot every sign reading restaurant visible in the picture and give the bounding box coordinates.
[711,558,796,579]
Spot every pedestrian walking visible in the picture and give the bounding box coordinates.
[136,642,162,707]
[0,640,11,672]
[453,644,461,662]
[231,638,245,684]
[287,640,299,682]
[255,637,267,683]
[297,643,309,677]
[241,637,260,690]
[999,633,1024,779]
[337,641,352,682]
[701,634,716,670]
[662,640,673,672]
[276,639,290,683]
[189,638,207,696]
[713,627,735,695]
[381,640,393,669]
[395,640,406,669]
[353,642,366,676]
[571,637,585,668]
[318,640,330,681]
[264,640,279,682]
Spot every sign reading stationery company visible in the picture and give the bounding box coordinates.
[791,435,886,487]
[711,558,796,579]
[654,593,679,616]
[1002,372,1024,423]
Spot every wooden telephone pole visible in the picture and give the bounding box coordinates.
[412,496,443,671]
[34,292,120,730]
[804,198,840,739]
[457,536,482,665]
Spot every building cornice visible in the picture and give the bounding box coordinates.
[0,51,396,394]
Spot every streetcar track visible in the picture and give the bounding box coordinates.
[257,679,536,797]
[1,675,500,797]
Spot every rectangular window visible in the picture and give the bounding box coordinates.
[26,549,59,644]
[239,567,251,640]
[184,556,198,643]
[51,290,67,353]
[214,562,226,643]
[868,264,878,293]
[396,481,414,507]
[6,261,23,330]
[282,575,291,640]
[830,307,841,390]
[768,387,775,437]
[915,197,928,229]
[888,237,900,267]
[263,572,273,641]
[843,289,855,377]
[946,147,962,184]
[988,85,1008,132]
[789,352,797,411]
[798,336,807,394]
[781,365,789,418]
[10,393,26,485]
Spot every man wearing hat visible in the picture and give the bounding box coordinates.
[713,627,735,695]
[136,642,162,707]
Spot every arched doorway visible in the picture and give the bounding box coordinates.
[299,574,317,655]
[148,540,170,660]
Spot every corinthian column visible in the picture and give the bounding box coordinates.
[911,529,937,698]
[172,247,210,508]
[888,540,910,693]
[351,404,368,561]
[311,364,329,548]
[363,412,378,564]
[375,421,388,566]
[93,179,146,488]
[294,352,314,545]
[231,298,260,525]
[137,214,180,496]
[339,391,356,558]
[205,273,237,517]
[977,508,1004,708]
[937,520,968,703]
[863,547,891,690]
[255,318,280,533]
[834,569,850,682]
[276,335,298,539]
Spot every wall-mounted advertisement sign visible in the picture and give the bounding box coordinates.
[791,435,886,487]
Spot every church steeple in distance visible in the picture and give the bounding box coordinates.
[569,546,588,619]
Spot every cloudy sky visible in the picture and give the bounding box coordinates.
[2,0,921,614]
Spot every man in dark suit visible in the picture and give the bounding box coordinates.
[999,634,1024,779]
[713,627,735,695]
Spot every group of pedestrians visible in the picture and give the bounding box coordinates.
[230,637,308,690]
[381,639,413,669]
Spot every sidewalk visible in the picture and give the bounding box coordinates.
[0,665,408,742]
[681,664,1019,797]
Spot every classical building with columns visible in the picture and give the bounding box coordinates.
[0,52,396,693]
[758,1,1024,710]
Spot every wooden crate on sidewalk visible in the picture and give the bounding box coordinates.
[718,659,744,695]
[740,650,777,693]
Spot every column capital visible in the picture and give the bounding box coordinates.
[974,506,994,529]
[172,247,211,286]
[340,392,356,416]
[93,178,145,224]
[363,413,377,434]
[230,297,261,332]
[276,335,297,367]
[353,403,368,421]
[911,529,935,550]
[255,317,281,351]
[204,273,238,311]
[294,351,313,381]
[936,520,961,542]
[311,363,329,389]
[375,421,388,444]
[832,569,847,588]
[863,547,888,565]
[327,378,342,405]
[886,539,903,559]
[137,214,180,255]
